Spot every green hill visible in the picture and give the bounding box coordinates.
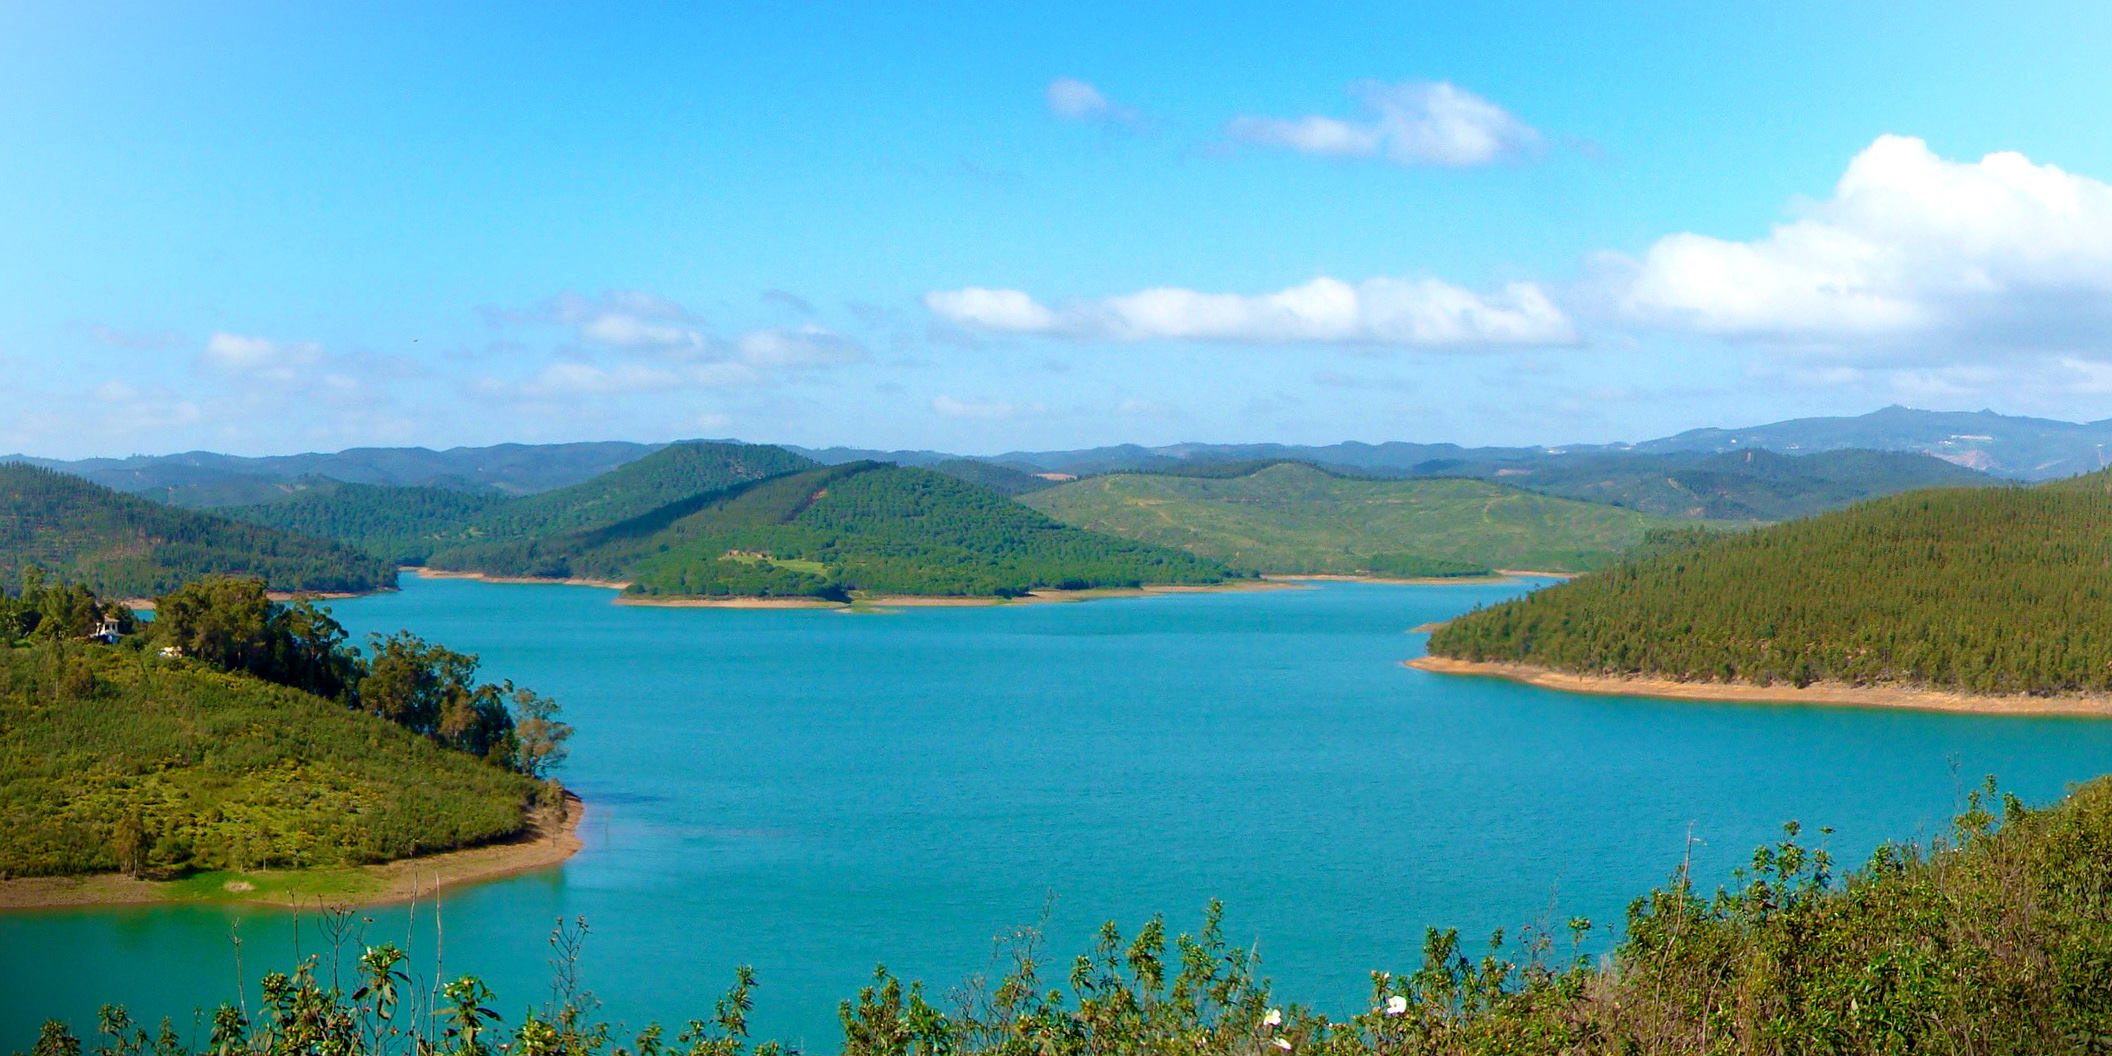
[431,462,1236,598]
[1019,461,1693,574]
[0,640,542,878]
[1429,473,2112,695]
[0,463,394,597]
[1452,448,1996,521]
[463,440,815,542]
[212,480,508,564]
[216,442,814,565]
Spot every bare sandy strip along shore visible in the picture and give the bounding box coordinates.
[412,568,633,590]
[1266,573,1511,586]
[1406,656,2112,718]
[614,595,841,609]
[0,794,585,911]
[614,579,1302,609]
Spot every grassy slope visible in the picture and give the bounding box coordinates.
[0,642,539,878]
[1429,474,2112,695]
[435,463,1236,597]
[0,463,394,596]
[1020,462,1689,573]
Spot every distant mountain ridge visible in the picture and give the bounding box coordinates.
[798,408,2111,481]
[4,441,670,505]
[15,407,2108,512]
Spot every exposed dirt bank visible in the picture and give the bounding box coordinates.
[1405,656,2112,718]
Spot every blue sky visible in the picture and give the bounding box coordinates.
[5,1,2112,458]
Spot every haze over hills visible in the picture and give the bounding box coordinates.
[812,406,2112,480]
[1433,448,1997,521]
[1625,406,2112,479]
[2,441,668,505]
[1020,461,1694,574]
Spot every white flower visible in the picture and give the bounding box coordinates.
[1273,1039,1292,1051]
[1384,995,1408,1016]
[1262,1009,1282,1027]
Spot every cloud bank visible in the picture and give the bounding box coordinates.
[1228,81,1540,167]
[1613,135,2112,353]
[924,276,1574,348]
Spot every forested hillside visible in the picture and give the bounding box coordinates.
[431,462,1235,598]
[217,482,507,563]
[1021,461,1687,573]
[1448,448,1995,520]
[464,440,815,542]
[0,463,393,596]
[1430,473,2112,695]
[215,441,813,564]
[926,458,1061,495]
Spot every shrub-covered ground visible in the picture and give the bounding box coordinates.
[0,640,541,878]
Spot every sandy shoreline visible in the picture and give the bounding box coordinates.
[0,793,585,912]
[613,579,1301,609]
[411,568,633,590]
[1406,655,2112,718]
[1266,573,1511,586]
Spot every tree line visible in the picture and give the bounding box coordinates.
[147,575,571,775]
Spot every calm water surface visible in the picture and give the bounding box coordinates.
[10,576,2112,1046]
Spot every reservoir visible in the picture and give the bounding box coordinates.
[9,575,2112,1047]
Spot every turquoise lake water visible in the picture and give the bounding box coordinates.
[10,575,2112,1048]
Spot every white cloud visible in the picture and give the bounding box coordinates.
[931,395,1017,420]
[1613,135,2112,353]
[1046,77,1142,125]
[735,326,867,367]
[921,288,1061,334]
[201,333,325,377]
[1228,81,1540,167]
[580,313,707,351]
[924,276,1574,348]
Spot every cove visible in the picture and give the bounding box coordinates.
[10,575,2112,1048]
